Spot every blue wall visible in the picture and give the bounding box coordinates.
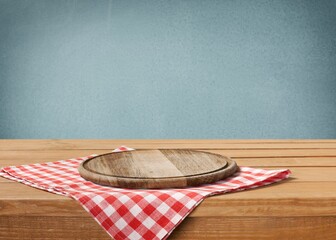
[1,0,336,139]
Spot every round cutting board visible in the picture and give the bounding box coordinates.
[78,149,238,189]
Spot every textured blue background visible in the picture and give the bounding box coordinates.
[1,0,336,139]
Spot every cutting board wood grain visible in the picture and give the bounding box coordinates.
[78,149,238,189]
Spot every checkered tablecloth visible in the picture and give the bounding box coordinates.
[0,146,291,240]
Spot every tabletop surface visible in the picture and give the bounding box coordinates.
[0,139,335,239]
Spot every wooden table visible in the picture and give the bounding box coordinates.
[0,140,335,239]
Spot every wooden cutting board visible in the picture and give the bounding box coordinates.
[78,149,238,189]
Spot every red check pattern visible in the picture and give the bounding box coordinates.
[1,146,290,240]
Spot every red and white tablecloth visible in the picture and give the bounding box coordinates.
[0,146,291,240]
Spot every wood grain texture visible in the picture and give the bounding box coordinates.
[169,216,336,240]
[78,149,238,188]
[0,140,335,240]
[1,182,335,217]
[1,139,336,150]
[0,216,111,240]
[2,157,336,169]
[1,216,335,240]
[2,149,336,164]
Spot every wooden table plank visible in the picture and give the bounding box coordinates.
[234,157,336,167]
[0,216,111,240]
[170,216,336,240]
[1,182,335,217]
[1,216,335,240]
[2,156,336,168]
[1,149,336,164]
[1,139,336,150]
